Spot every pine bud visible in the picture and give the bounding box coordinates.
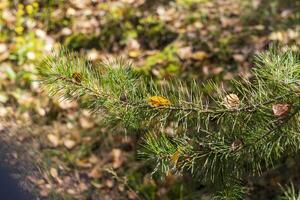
[272,103,290,117]
[224,93,240,109]
[230,139,243,151]
[72,72,82,83]
[119,93,127,102]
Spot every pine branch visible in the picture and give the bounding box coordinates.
[37,47,300,200]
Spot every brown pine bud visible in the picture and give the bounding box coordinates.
[224,93,240,109]
[72,72,82,83]
[119,93,127,102]
[230,139,243,151]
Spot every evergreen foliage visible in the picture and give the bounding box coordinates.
[279,183,300,200]
[37,47,300,199]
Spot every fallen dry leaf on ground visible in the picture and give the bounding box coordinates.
[111,148,124,169]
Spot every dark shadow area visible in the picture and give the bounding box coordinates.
[0,165,34,200]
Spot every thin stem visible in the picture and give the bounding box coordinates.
[243,105,300,149]
[54,74,295,117]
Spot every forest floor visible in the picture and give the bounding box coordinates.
[0,0,299,199]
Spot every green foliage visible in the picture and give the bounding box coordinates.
[8,2,44,65]
[241,0,300,28]
[127,172,157,200]
[64,33,100,51]
[176,0,210,7]
[64,4,138,51]
[141,44,181,78]
[10,32,44,65]
[137,15,178,50]
[64,5,177,52]
[38,47,300,199]
[214,184,248,200]
[278,183,300,200]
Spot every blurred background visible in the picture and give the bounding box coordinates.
[0,0,299,199]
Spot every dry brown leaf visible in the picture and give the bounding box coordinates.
[63,139,76,149]
[67,189,76,195]
[111,148,124,169]
[127,190,138,200]
[177,46,192,60]
[57,100,77,110]
[40,189,50,197]
[79,116,94,129]
[0,43,7,54]
[47,134,60,147]
[233,54,245,62]
[220,17,233,27]
[272,103,290,117]
[78,182,88,192]
[224,94,240,108]
[88,154,100,164]
[76,159,92,168]
[105,179,114,188]
[50,167,58,179]
[88,166,102,179]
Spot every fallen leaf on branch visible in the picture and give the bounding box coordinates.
[148,96,171,107]
[170,149,180,166]
[272,103,290,117]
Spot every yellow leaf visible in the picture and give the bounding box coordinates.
[50,168,58,178]
[63,139,76,149]
[76,159,92,168]
[191,51,208,61]
[148,96,171,107]
[128,50,141,58]
[170,150,181,166]
[47,134,60,147]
